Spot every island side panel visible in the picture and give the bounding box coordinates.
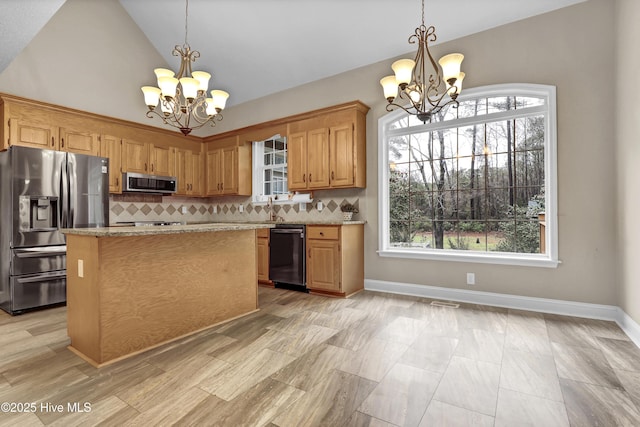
[97,229,258,363]
[342,224,364,297]
[66,234,102,363]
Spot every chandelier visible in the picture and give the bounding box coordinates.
[380,0,465,123]
[141,0,229,136]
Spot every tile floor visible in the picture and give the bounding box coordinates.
[0,287,639,426]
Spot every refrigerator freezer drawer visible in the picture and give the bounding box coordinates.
[11,271,66,312]
[11,246,66,275]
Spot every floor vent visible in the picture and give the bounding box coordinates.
[430,301,460,308]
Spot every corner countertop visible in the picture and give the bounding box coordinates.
[61,222,275,237]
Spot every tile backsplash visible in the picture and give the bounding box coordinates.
[109,189,363,224]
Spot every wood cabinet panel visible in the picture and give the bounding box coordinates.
[9,118,57,150]
[100,134,122,193]
[190,150,204,196]
[307,128,330,188]
[150,145,173,176]
[257,234,270,284]
[329,123,354,187]
[206,149,223,195]
[306,224,363,297]
[222,146,237,194]
[60,127,99,155]
[306,239,341,292]
[122,139,149,174]
[287,131,307,190]
[205,144,251,196]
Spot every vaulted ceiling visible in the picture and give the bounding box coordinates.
[1,0,587,108]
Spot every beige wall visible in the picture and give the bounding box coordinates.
[616,0,640,324]
[1,0,632,319]
[222,0,621,307]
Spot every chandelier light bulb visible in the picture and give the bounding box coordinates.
[158,76,179,99]
[210,90,229,112]
[380,76,398,101]
[179,77,199,100]
[409,89,422,103]
[205,98,216,116]
[438,53,464,85]
[391,59,415,87]
[191,71,211,92]
[141,86,161,108]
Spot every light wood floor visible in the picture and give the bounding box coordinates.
[1,287,640,426]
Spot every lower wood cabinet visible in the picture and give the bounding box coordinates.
[257,228,272,286]
[306,224,363,297]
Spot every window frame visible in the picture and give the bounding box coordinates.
[377,83,559,268]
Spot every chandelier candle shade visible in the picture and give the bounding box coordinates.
[380,0,465,123]
[141,0,229,136]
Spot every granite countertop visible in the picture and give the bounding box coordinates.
[61,223,275,237]
[187,220,367,226]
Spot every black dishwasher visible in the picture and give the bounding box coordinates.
[269,224,307,292]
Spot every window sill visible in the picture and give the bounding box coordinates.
[378,248,560,268]
[252,193,313,206]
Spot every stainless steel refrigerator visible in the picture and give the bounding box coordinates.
[0,146,109,315]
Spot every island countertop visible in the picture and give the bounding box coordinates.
[61,222,274,237]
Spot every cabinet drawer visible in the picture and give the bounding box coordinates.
[307,226,339,240]
[257,228,270,238]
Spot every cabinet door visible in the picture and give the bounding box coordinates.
[100,134,122,193]
[150,145,173,176]
[60,127,99,155]
[287,131,308,190]
[307,128,330,189]
[9,118,58,150]
[257,236,270,283]
[190,151,204,196]
[329,123,354,187]
[306,239,341,292]
[122,140,149,173]
[221,146,237,194]
[174,148,189,195]
[206,149,223,195]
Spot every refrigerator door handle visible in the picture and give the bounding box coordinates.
[68,156,75,227]
[60,156,69,228]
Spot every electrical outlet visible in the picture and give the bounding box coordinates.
[466,273,475,285]
[299,202,306,212]
[212,205,217,214]
[317,201,323,211]
[238,204,244,213]
[78,260,84,278]
[180,206,187,214]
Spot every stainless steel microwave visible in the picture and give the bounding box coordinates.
[122,172,177,194]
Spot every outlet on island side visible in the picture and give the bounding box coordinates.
[466,272,475,285]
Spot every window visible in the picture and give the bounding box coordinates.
[378,84,558,267]
[252,135,288,202]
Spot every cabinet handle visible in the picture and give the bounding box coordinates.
[309,174,311,182]
[303,174,306,183]
[151,164,154,172]
[116,177,119,186]
[51,137,55,147]
[61,138,64,148]
[331,171,334,180]
[221,183,223,190]
[308,248,311,258]
[144,163,147,171]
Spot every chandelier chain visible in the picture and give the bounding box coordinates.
[421,0,425,28]
[184,0,189,46]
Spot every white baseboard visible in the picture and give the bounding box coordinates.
[364,279,640,349]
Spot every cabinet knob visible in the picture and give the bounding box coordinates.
[320,232,324,236]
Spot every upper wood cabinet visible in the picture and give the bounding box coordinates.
[7,117,58,150]
[288,128,330,190]
[59,127,100,155]
[100,134,122,193]
[174,147,204,196]
[122,140,174,177]
[205,140,251,196]
[287,102,367,191]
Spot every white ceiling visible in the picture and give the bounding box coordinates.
[3,0,587,108]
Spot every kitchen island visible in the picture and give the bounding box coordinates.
[62,223,272,367]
